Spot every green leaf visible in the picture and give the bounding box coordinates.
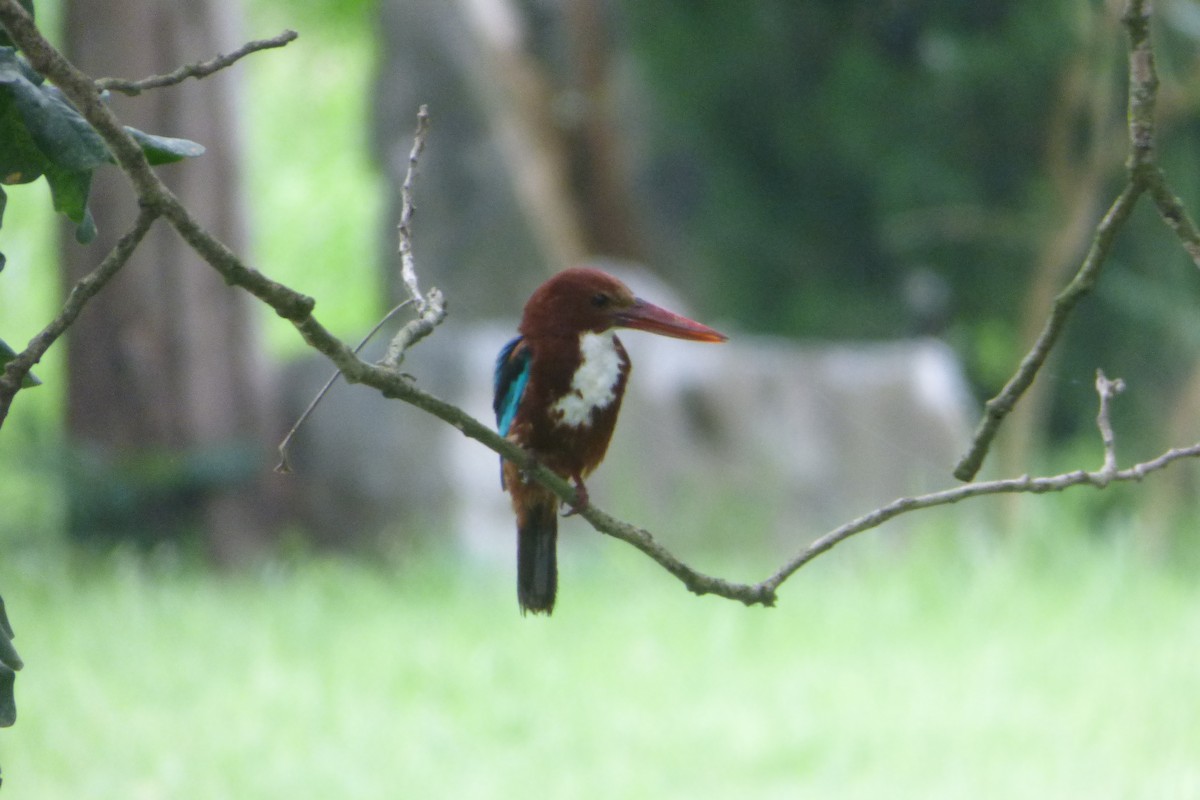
[43,163,89,221]
[0,336,40,388]
[0,594,13,640]
[0,593,19,729]
[7,80,112,173]
[0,665,15,727]
[0,639,19,677]
[0,45,41,86]
[75,204,96,243]
[43,163,97,242]
[0,52,50,185]
[126,127,205,164]
[0,47,203,250]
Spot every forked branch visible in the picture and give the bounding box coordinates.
[2,0,1200,610]
[954,0,1194,481]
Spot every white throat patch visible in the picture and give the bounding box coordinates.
[550,331,624,428]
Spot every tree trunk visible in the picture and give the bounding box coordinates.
[371,0,652,317]
[61,0,278,563]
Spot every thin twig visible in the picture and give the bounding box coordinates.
[381,106,447,370]
[275,300,414,473]
[953,0,1163,481]
[953,183,1141,481]
[398,105,430,306]
[95,30,298,96]
[762,434,1199,600]
[0,207,159,426]
[5,0,1200,610]
[1120,0,1200,267]
[1094,369,1125,481]
[1145,177,1200,270]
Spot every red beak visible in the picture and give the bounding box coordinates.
[614,299,728,343]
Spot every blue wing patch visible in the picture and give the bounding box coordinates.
[494,336,531,489]
[494,336,531,437]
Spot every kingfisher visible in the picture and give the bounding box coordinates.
[493,267,728,614]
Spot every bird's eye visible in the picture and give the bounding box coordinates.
[591,292,610,308]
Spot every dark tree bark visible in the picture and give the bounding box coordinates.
[61,0,279,563]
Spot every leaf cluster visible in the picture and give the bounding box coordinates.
[0,42,203,267]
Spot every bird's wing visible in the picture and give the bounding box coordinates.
[494,336,532,438]
[494,336,532,489]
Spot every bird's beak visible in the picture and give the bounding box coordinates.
[614,298,728,342]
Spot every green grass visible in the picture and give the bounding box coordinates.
[2,520,1199,799]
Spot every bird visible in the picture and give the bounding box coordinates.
[493,267,728,614]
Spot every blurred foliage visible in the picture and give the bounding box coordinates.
[66,441,262,550]
[244,0,383,353]
[3,0,1198,556]
[624,1,1073,334]
[622,0,1200,448]
[256,0,375,35]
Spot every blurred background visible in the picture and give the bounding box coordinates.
[2,0,1200,796]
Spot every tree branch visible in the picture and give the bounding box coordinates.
[953,0,1169,481]
[767,425,1199,597]
[381,105,447,370]
[1094,369,1125,482]
[4,0,1200,611]
[1145,174,1200,270]
[94,30,298,96]
[0,207,159,426]
[275,299,413,474]
[952,181,1141,481]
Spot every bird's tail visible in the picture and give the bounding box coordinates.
[516,493,558,615]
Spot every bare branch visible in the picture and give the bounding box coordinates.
[277,107,440,470]
[0,207,159,426]
[1123,0,1157,170]
[764,434,1200,598]
[397,105,430,306]
[380,287,445,370]
[1146,178,1200,270]
[1121,0,1200,269]
[381,106,447,370]
[1094,369,1125,482]
[953,182,1141,481]
[95,30,299,96]
[275,300,414,473]
[953,0,1172,482]
[3,0,1198,611]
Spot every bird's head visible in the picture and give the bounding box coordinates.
[519,267,728,343]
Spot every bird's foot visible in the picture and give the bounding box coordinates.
[562,478,589,516]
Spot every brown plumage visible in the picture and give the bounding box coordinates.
[494,267,727,614]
